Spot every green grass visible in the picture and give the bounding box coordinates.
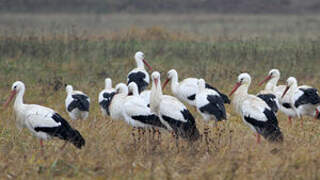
[0,13,320,179]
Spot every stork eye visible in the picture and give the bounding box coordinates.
[14,85,17,89]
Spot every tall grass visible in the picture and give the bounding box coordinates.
[0,14,320,179]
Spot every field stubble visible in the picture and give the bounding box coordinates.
[0,13,320,179]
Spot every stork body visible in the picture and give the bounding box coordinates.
[230,73,283,143]
[65,85,90,120]
[195,79,227,122]
[127,51,152,93]
[150,72,200,142]
[281,77,320,123]
[123,83,166,130]
[163,69,229,107]
[4,81,85,150]
[109,83,128,121]
[98,78,116,116]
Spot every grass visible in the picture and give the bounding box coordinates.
[0,13,320,179]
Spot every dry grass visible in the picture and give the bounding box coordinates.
[0,13,320,179]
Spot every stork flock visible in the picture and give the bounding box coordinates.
[3,51,320,154]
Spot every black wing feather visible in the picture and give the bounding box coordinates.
[131,114,167,129]
[34,113,85,149]
[199,95,226,121]
[161,109,199,142]
[244,109,283,143]
[257,94,278,113]
[128,71,148,93]
[68,94,90,112]
[205,83,230,104]
[99,92,116,116]
[295,88,320,108]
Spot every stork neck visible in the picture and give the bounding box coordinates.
[14,88,25,108]
[232,85,249,114]
[136,58,144,69]
[265,77,279,91]
[131,87,139,96]
[105,79,112,89]
[170,74,179,95]
[150,79,162,114]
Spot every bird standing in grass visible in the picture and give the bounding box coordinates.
[3,81,85,154]
[127,51,152,93]
[195,79,227,145]
[65,85,90,120]
[229,73,283,143]
[150,71,200,145]
[98,78,116,117]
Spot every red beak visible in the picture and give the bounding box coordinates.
[162,78,170,90]
[3,90,17,109]
[229,82,241,96]
[154,78,158,88]
[258,75,272,86]
[143,59,152,71]
[315,108,319,120]
[282,86,290,98]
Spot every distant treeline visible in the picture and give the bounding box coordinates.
[1,0,320,14]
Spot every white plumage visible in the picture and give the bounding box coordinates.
[150,71,200,141]
[229,73,283,143]
[65,85,90,120]
[281,77,320,124]
[109,83,128,121]
[162,69,230,107]
[4,81,85,150]
[122,82,166,129]
[195,79,227,122]
[127,51,152,93]
[98,78,116,116]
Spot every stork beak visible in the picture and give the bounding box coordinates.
[143,59,152,71]
[229,82,241,96]
[282,86,290,98]
[154,78,159,88]
[3,90,17,109]
[258,75,272,86]
[162,78,170,90]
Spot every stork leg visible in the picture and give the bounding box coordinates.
[174,132,179,152]
[60,141,68,150]
[288,117,292,125]
[132,127,137,145]
[300,117,304,128]
[40,139,44,156]
[156,129,161,142]
[204,124,210,150]
[256,133,261,144]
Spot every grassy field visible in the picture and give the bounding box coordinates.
[0,13,320,179]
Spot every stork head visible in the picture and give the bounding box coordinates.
[152,71,161,88]
[134,51,152,71]
[258,69,280,86]
[105,78,112,89]
[229,73,251,96]
[3,81,25,109]
[162,69,177,89]
[282,77,297,98]
[128,82,139,96]
[65,84,73,93]
[198,79,206,90]
[115,83,128,95]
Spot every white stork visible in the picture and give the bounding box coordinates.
[109,83,128,121]
[229,73,283,143]
[139,90,151,106]
[3,81,85,153]
[65,85,90,120]
[257,69,285,113]
[98,78,116,117]
[127,51,152,93]
[281,77,320,126]
[162,69,230,107]
[150,71,200,142]
[123,82,167,130]
[195,78,227,144]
